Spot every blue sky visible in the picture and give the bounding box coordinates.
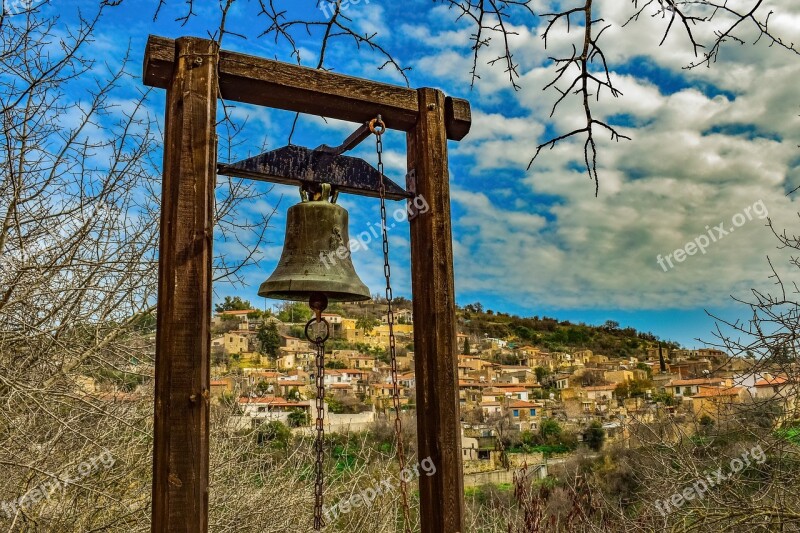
[49,0,800,348]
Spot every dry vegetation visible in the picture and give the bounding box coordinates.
[1,1,799,532]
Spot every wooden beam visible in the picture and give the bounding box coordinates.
[408,88,465,533]
[152,37,217,533]
[143,35,471,141]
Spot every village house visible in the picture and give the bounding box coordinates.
[754,375,799,418]
[276,351,314,371]
[497,365,536,384]
[572,349,593,365]
[507,400,542,431]
[754,374,792,399]
[668,359,714,379]
[273,380,306,399]
[396,351,414,371]
[212,309,258,329]
[690,386,746,422]
[347,354,377,370]
[236,396,311,428]
[210,377,235,401]
[220,331,255,354]
[459,380,489,408]
[370,383,412,409]
[330,383,354,397]
[382,308,413,324]
[669,377,728,398]
[604,369,634,384]
[281,335,308,352]
[245,370,283,388]
[461,427,497,462]
[481,401,502,417]
[554,374,570,390]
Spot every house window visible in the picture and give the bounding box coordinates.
[257,407,266,413]
[529,409,536,416]
[513,409,519,417]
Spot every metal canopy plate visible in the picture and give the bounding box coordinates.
[217,145,411,201]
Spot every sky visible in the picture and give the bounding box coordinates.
[45,0,800,348]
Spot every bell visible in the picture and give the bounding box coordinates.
[259,185,371,304]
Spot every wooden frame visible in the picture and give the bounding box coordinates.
[144,35,470,533]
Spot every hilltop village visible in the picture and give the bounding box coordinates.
[156,296,796,480]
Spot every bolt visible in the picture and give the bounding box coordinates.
[427,103,436,111]
[193,57,203,66]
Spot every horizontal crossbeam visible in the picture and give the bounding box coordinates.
[143,35,472,141]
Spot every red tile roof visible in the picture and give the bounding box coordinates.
[755,375,790,387]
[238,396,307,407]
[508,400,541,409]
[671,378,725,387]
[583,384,617,391]
[691,387,743,399]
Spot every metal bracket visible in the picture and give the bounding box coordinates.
[405,169,421,220]
[314,122,372,156]
[217,145,411,201]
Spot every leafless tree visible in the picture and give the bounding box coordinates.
[0,2,273,530]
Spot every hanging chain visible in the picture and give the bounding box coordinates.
[370,116,413,533]
[306,314,330,531]
[313,337,325,530]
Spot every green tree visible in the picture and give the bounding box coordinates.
[287,408,309,428]
[256,380,272,395]
[585,420,605,452]
[636,362,653,378]
[535,366,551,385]
[616,378,653,399]
[215,296,252,313]
[258,421,291,449]
[699,414,715,433]
[356,316,380,334]
[257,321,281,359]
[286,388,301,401]
[277,302,312,323]
[540,418,563,443]
[463,337,470,355]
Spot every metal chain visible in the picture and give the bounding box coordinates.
[312,332,326,530]
[372,116,413,533]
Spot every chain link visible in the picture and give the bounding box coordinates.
[373,116,413,533]
[313,332,326,530]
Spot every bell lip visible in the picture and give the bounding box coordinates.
[257,288,371,303]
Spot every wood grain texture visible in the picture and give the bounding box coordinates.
[144,35,471,141]
[408,88,465,533]
[152,37,217,533]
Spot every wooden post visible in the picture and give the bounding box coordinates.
[152,37,218,533]
[408,88,465,533]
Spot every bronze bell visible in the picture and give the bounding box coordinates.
[258,184,371,304]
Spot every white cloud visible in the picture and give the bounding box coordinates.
[406,1,800,310]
